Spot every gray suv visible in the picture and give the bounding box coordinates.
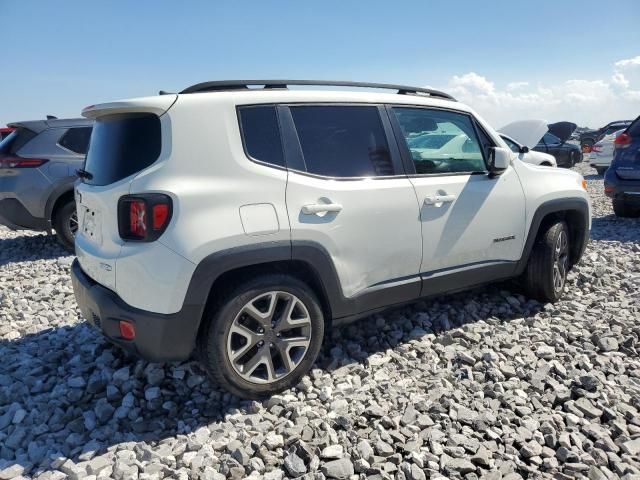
[0,117,92,250]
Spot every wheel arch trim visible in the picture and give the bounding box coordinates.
[515,197,590,275]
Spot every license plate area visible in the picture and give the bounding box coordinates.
[80,205,103,244]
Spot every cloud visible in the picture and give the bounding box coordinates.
[506,81,529,91]
[614,55,640,69]
[611,72,629,89]
[435,57,640,128]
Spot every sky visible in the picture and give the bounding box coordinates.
[1,0,639,128]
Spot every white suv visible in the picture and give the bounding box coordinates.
[71,80,591,398]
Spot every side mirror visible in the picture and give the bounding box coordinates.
[488,147,511,176]
[520,146,529,154]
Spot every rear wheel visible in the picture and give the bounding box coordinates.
[523,221,570,303]
[613,199,640,218]
[53,200,77,252]
[199,274,324,398]
[595,167,607,176]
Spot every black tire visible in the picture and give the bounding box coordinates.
[613,199,640,218]
[595,167,607,176]
[53,200,77,252]
[199,274,324,399]
[523,220,570,303]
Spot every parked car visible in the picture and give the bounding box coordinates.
[589,129,625,175]
[0,127,15,141]
[71,80,591,398]
[533,122,582,168]
[499,120,557,167]
[604,116,640,217]
[0,117,92,250]
[580,120,632,152]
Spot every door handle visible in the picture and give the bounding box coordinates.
[424,194,456,206]
[301,203,343,215]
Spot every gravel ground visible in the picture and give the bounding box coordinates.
[1,162,639,480]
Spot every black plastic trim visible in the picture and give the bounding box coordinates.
[180,79,456,100]
[0,198,48,231]
[514,197,590,275]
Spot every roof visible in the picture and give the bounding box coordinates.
[7,117,92,132]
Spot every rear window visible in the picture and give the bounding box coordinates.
[627,117,640,138]
[83,113,161,186]
[59,126,92,154]
[0,128,37,155]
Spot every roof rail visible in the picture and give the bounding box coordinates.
[179,80,456,101]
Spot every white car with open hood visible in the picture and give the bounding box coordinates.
[499,120,557,167]
[70,80,591,398]
[589,129,625,175]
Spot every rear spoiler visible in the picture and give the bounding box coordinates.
[82,94,178,119]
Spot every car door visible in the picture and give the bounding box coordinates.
[388,106,526,295]
[282,104,423,314]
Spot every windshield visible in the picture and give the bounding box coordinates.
[500,135,520,153]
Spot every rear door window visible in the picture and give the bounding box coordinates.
[289,105,394,177]
[83,113,161,186]
[59,126,92,154]
[238,106,285,167]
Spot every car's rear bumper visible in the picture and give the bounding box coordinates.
[71,258,201,362]
[604,170,640,201]
[0,198,48,230]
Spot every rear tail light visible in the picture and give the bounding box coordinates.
[591,144,602,153]
[119,321,136,340]
[0,156,48,168]
[118,194,172,241]
[614,133,632,149]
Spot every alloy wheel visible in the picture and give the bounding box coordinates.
[226,291,312,384]
[69,211,79,236]
[553,230,569,292]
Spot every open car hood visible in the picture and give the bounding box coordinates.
[499,120,548,149]
[547,121,577,143]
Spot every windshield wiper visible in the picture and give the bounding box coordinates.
[76,168,93,181]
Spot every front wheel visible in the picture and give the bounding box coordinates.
[199,274,325,398]
[53,200,77,252]
[523,221,570,303]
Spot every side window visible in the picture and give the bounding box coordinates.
[238,106,285,167]
[59,127,92,154]
[393,107,487,174]
[289,105,394,177]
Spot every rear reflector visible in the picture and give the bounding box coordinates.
[152,204,170,230]
[118,194,172,242]
[614,133,632,149]
[0,156,48,168]
[119,321,136,340]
